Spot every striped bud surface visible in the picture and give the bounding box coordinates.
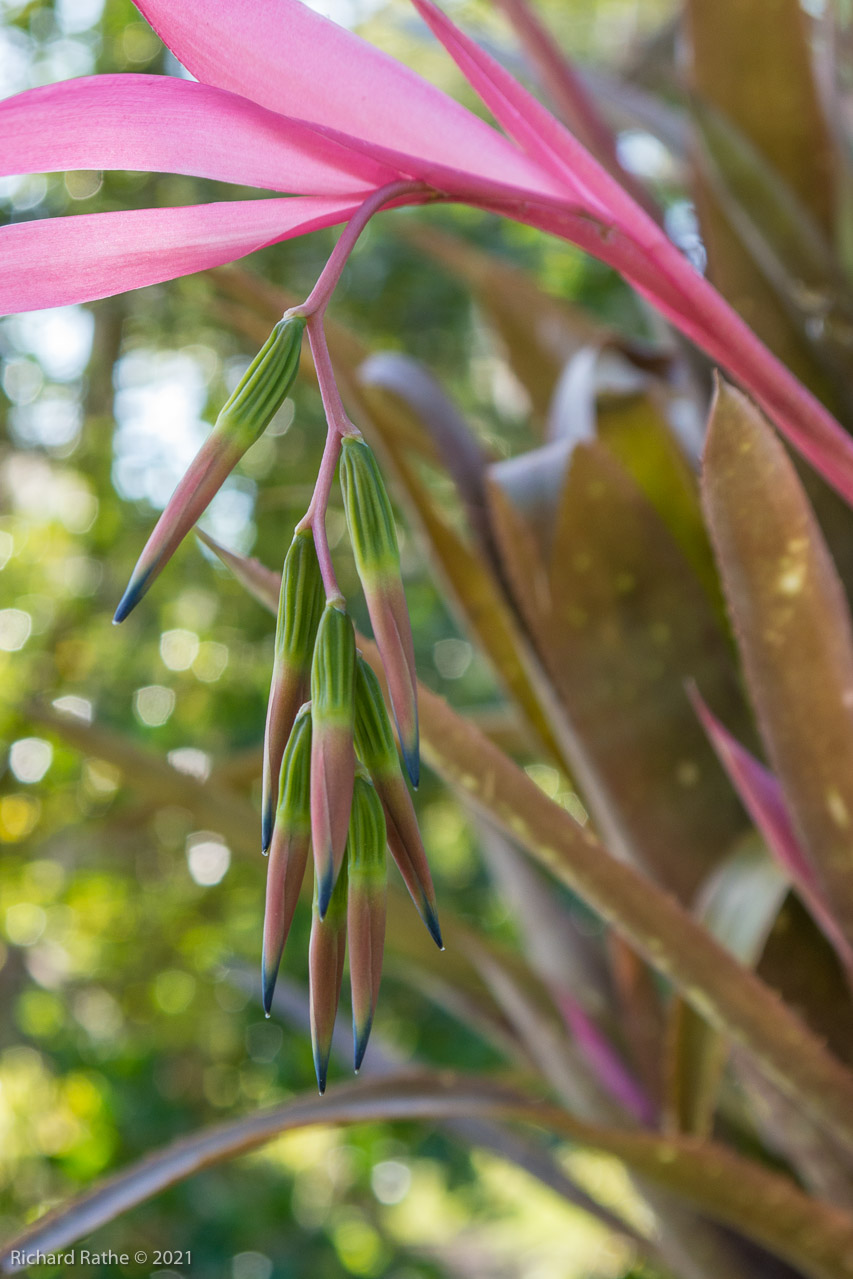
[355,656,441,949]
[262,705,312,1015]
[216,316,305,449]
[346,773,387,1071]
[114,316,304,622]
[262,531,324,851]
[309,854,348,1095]
[340,437,419,787]
[310,601,356,918]
[353,653,399,778]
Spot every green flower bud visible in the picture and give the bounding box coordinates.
[276,529,325,667]
[340,438,419,787]
[354,654,399,778]
[347,773,386,1072]
[262,531,324,851]
[348,772,387,882]
[340,436,400,578]
[114,315,305,624]
[311,601,356,723]
[309,855,348,1094]
[311,602,357,916]
[217,315,305,448]
[262,706,312,1015]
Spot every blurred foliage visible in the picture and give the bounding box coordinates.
[6,1,853,1278]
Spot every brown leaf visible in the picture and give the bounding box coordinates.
[703,380,853,959]
[666,838,790,1136]
[6,1071,853,1279]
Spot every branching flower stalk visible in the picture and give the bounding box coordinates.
[109,177,438,1090]
[291,180,425,599]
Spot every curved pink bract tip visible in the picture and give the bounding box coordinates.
[0,75,396,197]
[0,196,360,315]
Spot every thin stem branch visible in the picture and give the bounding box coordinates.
[306,314,356,439]
[300,179,425,319]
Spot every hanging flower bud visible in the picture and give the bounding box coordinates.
[346,772,387,1072]
[115,316,305,622]
[309,854,348,1095]
[354,655,441,949]
[340,436,419,788]
[261,704,312,1016]
[261,531,324,852]
[310,599,356,918]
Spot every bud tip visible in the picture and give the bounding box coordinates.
[313,1046,330,1095]
[353,1018,373,1073]
[425,906,443,952]
[113,567,152,624]
[317,865,335,920]
[402,742,420,790]
[262,960,278,1017]
[261,806,274,857]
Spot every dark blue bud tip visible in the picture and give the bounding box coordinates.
[261,960,278,1018]
[261,806,274,858]
[402,744,420,791]
[353,1018,373,1074]
[425,905,444,952]
[113,569,151,625]
[317,865,335,920]
[313,1048,329,1096]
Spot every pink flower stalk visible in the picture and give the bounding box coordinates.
[4,0,853,512]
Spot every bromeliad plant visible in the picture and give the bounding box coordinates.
[11,0,853,1275]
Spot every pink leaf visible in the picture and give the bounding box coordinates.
[690,687,853,975]
[0,75,399,195]
[495,0,661,219]
[133,0,562,199]
[0,196,360,314]
[411,1,853,509]
[410,0,631,220]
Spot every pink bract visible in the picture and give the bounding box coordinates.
[4,0,853,510]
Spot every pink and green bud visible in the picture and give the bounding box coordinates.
[309,854,348,1095]
[346,772,387,1072]
[114,315,305,623]
[340,436,419,787]
[262,530,324,852]
[261,705,312,1016]
[354,655,441,949]
[310,600,356,918]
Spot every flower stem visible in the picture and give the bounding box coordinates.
[300,180,425,319]
[292,180,426,601]
[296,416,344,602]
